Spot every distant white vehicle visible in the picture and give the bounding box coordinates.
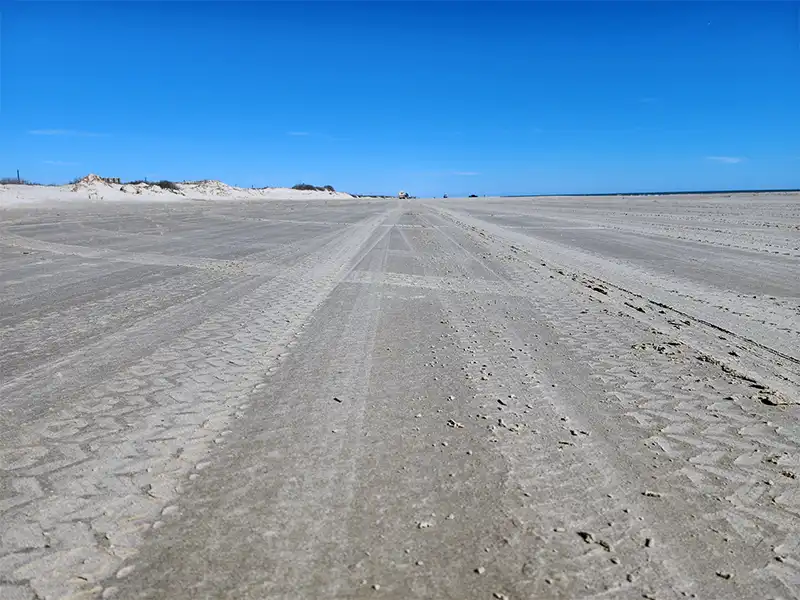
[398,190,409,199]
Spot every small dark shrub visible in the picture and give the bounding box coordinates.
[154,180,180,191]
[292,183,336,192]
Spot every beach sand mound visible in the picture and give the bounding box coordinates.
[1,176,356,207]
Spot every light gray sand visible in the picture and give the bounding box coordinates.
[1,193,798,599]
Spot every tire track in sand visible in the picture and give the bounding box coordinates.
[98,214,394,600]
[419,206,800,599]
[0,212,391,600]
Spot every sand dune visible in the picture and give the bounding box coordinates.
[0,174,356,207]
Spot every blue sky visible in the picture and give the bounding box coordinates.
[2,1,799,196]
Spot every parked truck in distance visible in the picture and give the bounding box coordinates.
[398,190,409,199]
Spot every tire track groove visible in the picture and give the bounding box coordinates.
[0,212,391,600]
[414,205,800,599]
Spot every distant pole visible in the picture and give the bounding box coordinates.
[17,169,20,183]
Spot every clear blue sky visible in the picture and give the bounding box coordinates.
[3,1,799,196]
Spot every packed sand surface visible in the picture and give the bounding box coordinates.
[1,192,798,599]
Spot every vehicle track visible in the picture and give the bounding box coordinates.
[0,208,393,600]
[417,205,800,598]
[1,197,797,600]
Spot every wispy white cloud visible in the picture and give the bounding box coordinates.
[534,126,696,135]
[706,156,745,164]
[287,131,310,136]
[453,171,480,176]
[43,160,79,166]
[29,129,107,137]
